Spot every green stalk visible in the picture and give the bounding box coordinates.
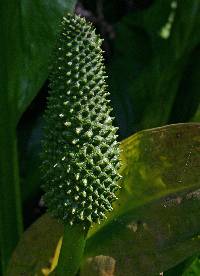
[42,13,121,276]
[0,108,23,275]
[55,224,88,276]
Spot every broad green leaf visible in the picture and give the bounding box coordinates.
[84,123,200,275]
[0,122,23,275]
[7,123,200,275]
[0,0,77,125]
[0,1,76,273]
[6,214,63,276]
[82,193,200,276]
[109,0,200,137]
[89,123,200,233]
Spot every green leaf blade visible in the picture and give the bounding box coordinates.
[6,123,200,276]
[16,0,77,121]
[0,1,77,274]
[84,123,200,275]
[109,0,200,137]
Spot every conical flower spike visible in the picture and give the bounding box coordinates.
[41,13,121,228]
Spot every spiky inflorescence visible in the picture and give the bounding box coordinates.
[41,13,121,227]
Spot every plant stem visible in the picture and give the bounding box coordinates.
[55,224,88,276]
[0,1,24,274]
[0,113,23,275]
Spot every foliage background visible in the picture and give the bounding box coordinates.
[1,0,200,275]
[18,0,200,227]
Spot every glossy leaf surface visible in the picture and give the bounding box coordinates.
[0,0,77,124]
[84,123,200,275]
[7,123,200,275]
[109,0,200,137]
[0,1,76,273]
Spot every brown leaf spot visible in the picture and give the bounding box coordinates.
[81,255,116,276]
